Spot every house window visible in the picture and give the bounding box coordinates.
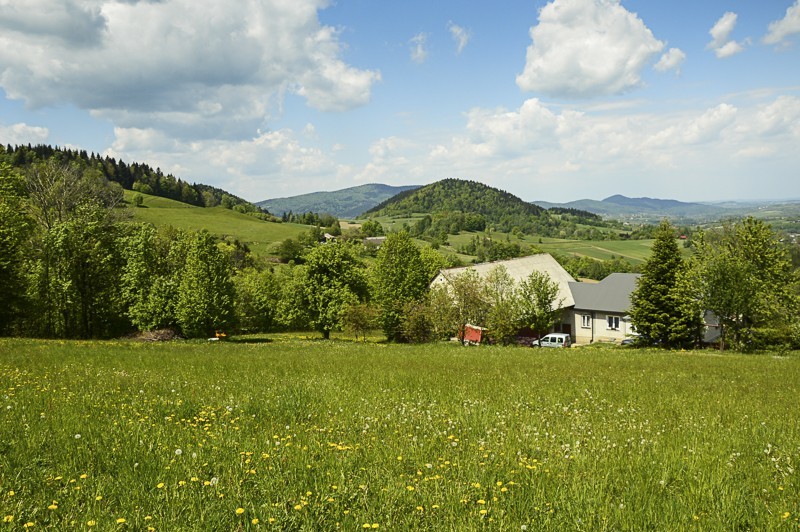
[581,314,591,328]
[607,315,620,330]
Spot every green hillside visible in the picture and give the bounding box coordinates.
[257,183,420,218]
[124,191,308,256]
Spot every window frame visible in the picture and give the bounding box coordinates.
[607,315,620,330]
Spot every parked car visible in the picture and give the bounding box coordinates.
[532,333,572,348]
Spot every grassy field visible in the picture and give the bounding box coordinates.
[1,338,798,530]
[123,191,309,257]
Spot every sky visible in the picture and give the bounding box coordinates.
[1,0,799,204]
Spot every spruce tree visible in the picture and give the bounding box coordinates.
[630,219,702,347]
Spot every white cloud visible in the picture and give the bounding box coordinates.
[707,12,747,58]
[516,0,665,98]
[409,33,428,63]
[0,0,380,141]
[447,22,470,54]
[764,0,800,46]
[0,122,50,145]
[654,48,686,74]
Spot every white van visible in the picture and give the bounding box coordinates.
[533,333,572,348]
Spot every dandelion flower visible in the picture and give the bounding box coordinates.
[362,525,371,529]
[156,483,164,489]
[144,516,152,521]
[293,504,302,511]
[47,504,58,510]
[372,525,379,529]
[251,518,259,525]
[3,516,13,523]
[116,518,126,524]
[268,518,276,524]
[74,434,81,439]
[175,449,182,456]
[783,512,791,519]
[406,486,415,491]
[95,495,103,501]
[87,520,96,527]
[235,508,245,515]
[477,500,486,505]
[479,509,487,515]
[24,522,34,528]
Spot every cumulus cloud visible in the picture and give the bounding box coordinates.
[654,48,686,74]
[764,0,800,46]
[0,122,50,145]
[409,33,428,63]
[447,22,470,54]
[707,12,747,58]
[516,0,665,98]
[0,0,380,141]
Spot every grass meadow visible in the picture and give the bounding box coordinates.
[1,338,798,530]
[123,191,309,257]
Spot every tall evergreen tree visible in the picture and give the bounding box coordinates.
[630,219,702,347]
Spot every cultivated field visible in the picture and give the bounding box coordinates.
[1,338,798,530]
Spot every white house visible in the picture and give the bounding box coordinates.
[568,273,640,344]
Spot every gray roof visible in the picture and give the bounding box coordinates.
[569,273,641,313]
[431,253,576,308]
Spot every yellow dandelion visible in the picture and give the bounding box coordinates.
[251,518,259,525]
[293,505,302,511]
[416,506,424,511]
[147,528,155,532]
[235,508,245,515]
[7,491,14,497]
[144,516,152,521]
[116,518,126,524]
[178,481,186,486]
[3,516,13,523]
[203,481,211,486]
[47,504,58,511]
[191,477,199,482]
[156,483,164,489]
[80,474,88,479]
[371,525,379,529]
[24,522,34,528]
[783,512,791,519]
[479,509,487,515]
[406,486,415,491]
[87,520,96,527]
[268,518,276,524]
[95,495,103,501]
[477,499,486,505]
[362,524,371,529]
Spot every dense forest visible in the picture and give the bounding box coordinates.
[2,144,265,214]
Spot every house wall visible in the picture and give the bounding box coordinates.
[571,310,634,344]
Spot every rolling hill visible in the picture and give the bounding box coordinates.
[124,190,309,256]
[257,183,420,218]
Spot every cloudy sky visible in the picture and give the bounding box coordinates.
[1,0,799,203]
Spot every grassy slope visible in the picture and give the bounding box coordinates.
[0,338,798,530]
[124,190,309,256]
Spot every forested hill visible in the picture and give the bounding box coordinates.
[257,183,420,218]
[365,178,545,219]
[2,144,263,214]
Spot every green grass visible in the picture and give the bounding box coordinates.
[1,338,799,530]
[123,191,310,256]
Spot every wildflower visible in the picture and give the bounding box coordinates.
[7,491,14,496]
[116,518,126,524]
[406,486,415,491]
[74,434,81,439]
[362,525,371,529]
[251,518,259,525]
[80,474,88,479]
[47,504,58,510]
[268,518,276,524]
[144,516,152,521]
[175,449,182,456]
[479,509,487,515]
[235,508,245,515]
[293,504,302,511]
[156,483,165,489]
[3,516,13,523]
[95,495,103,501]
[87,521,96,527]
[24,522,34,528]
[179,480,186,486]
[783,512,791,519]
[372,525,379,529]
[210,477,219,486]
[477,500,486,505]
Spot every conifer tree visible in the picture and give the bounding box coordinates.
[630,219,702,347]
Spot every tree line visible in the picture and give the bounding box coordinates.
[630,219,800,351]
[3,144,263,214]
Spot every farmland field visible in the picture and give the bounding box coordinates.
[1,338,798,530]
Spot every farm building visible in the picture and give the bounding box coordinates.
[569,273,640,344]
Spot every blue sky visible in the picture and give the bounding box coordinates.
[1,0,799,203]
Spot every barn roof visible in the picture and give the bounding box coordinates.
[430,253,576,308]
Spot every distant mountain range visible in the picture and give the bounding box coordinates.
[532,194,735,221]
[257,184,420,218]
